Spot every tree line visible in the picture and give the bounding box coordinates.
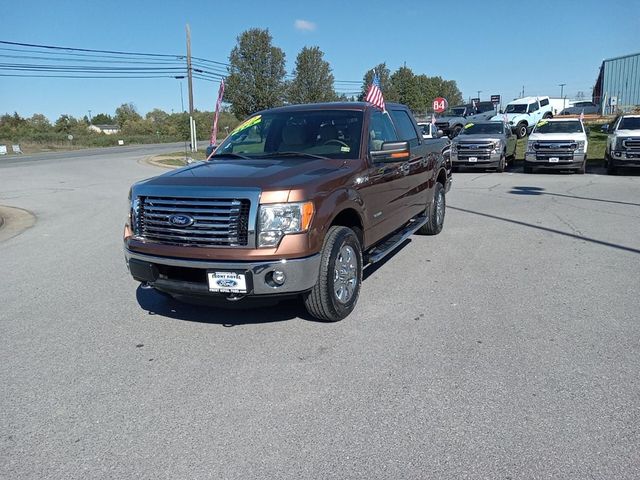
[225,28,463,117]
[1,27,464,147]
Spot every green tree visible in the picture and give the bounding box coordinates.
[287,46,336,104]
[360,63,399,102]
[115,103,142,128]
[28,114,51,132]
[225,28,287,118]
[91,113,113,124]
[54,114,78,133]
[390,66,423,111]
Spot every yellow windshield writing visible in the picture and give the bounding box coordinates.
[537,120,548,127]
[230,115,262,136]
[464,123,474,129]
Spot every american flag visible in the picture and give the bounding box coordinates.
[209,79,225,150]
[431,113,436,125]
[365,73,385,111]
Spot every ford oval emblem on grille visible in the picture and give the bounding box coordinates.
[217,279,237,288]
[168,214,195,227]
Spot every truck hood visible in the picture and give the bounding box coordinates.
[491,112,526,123]
[435,116,465,125]
[455,133,504,142]
[139,156,350,190]
[528,132,587,142]
[614,129,640,137]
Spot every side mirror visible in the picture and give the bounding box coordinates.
[600,124,609,133]
[370,141,410,163]
[499,109,504,114]
[436,129,444,138]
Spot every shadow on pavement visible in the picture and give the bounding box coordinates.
[509,186,640,207]
[136,285,316,326]
[449,205,640,255]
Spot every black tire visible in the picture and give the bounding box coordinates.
[516,122,528,139]
[607,160,617,175]
[452,125,463,137]
[303,226,362,322]
[417,182,445,236]
[576,159,586,174]
[523,163,533,174]
[496,153,506,172]
[543,112,553,119]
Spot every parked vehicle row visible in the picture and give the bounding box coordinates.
[125,102,452,322]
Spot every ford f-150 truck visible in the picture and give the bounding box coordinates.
[603,114,640,175]
[451,121,517,172]
[124,102,452,322]
[524,118,588,174]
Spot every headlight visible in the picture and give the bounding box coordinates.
[491,140,501,152]
[615,137,624,150]
[258,201,314,247]
[527,140,536,152]
[451,143,458,153]
[576,141,585,151]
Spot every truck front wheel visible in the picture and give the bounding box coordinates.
[516,122,528,139]
[303,226,362,322]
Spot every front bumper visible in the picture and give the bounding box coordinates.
[524,152,586,169]
[610,150,640,167]
[451,151,501,167]
[125,249,321,297]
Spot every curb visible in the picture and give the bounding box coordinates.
[0,205,36,243]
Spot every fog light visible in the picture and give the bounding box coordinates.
[614,152,621,157]
[272,270,286,285]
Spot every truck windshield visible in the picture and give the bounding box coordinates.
[214,110,363,159]
[460,123,503,134]
[475,103,496,113]
[619,117,640,130]
[505,104,527,114]
[534,121,583,134]
[444,107,466,116]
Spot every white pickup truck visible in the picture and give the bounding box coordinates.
[493,96,554,139]
[604,114,640,175]
[524,118,588,174]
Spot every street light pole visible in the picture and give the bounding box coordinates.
[559,83,566,99]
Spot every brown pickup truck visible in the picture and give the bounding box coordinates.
[125,102,452,321]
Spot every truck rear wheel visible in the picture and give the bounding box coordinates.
[417,182,445,236]
[303,226,362,322]
[516,122,528,139]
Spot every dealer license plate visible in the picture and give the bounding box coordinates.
[208,272,247,293]
[468,157,478,162]
[549,157,559,163]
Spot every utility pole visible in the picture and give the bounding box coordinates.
[477,90,482,100]
[88,110,92,124]
[559,83,566,99]
[186,24,196,152]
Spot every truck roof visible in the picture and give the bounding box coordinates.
[542,118,583,122]
[508,96,550,104]
[257,101,409,115]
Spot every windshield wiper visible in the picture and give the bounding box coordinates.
[256,151,329,160]
[210,152,251,160]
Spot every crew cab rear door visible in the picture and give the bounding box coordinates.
[388,108,432,220]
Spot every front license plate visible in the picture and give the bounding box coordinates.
[468,157,478,162]
[208,272,247,293]
[549,157,559,163]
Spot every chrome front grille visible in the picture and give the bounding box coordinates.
[456,142,493,159]
[622,137,640,150]
[136,196,250,247]
[534,141,576,160]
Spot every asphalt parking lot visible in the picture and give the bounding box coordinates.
[1,149,639,479]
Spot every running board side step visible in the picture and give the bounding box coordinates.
[365,215,428,264]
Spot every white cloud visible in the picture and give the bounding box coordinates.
[294,19,316,32]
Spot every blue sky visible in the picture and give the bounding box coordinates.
[1,0,639,120]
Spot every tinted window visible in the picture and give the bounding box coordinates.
[534,121,583,134]
[389,109,420,147]
[539,98,549,106]
[215,110,364,159]
[460,123,504,135]
[368,110,398,151]
[529,102,539,113]
[619,117,640,130]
